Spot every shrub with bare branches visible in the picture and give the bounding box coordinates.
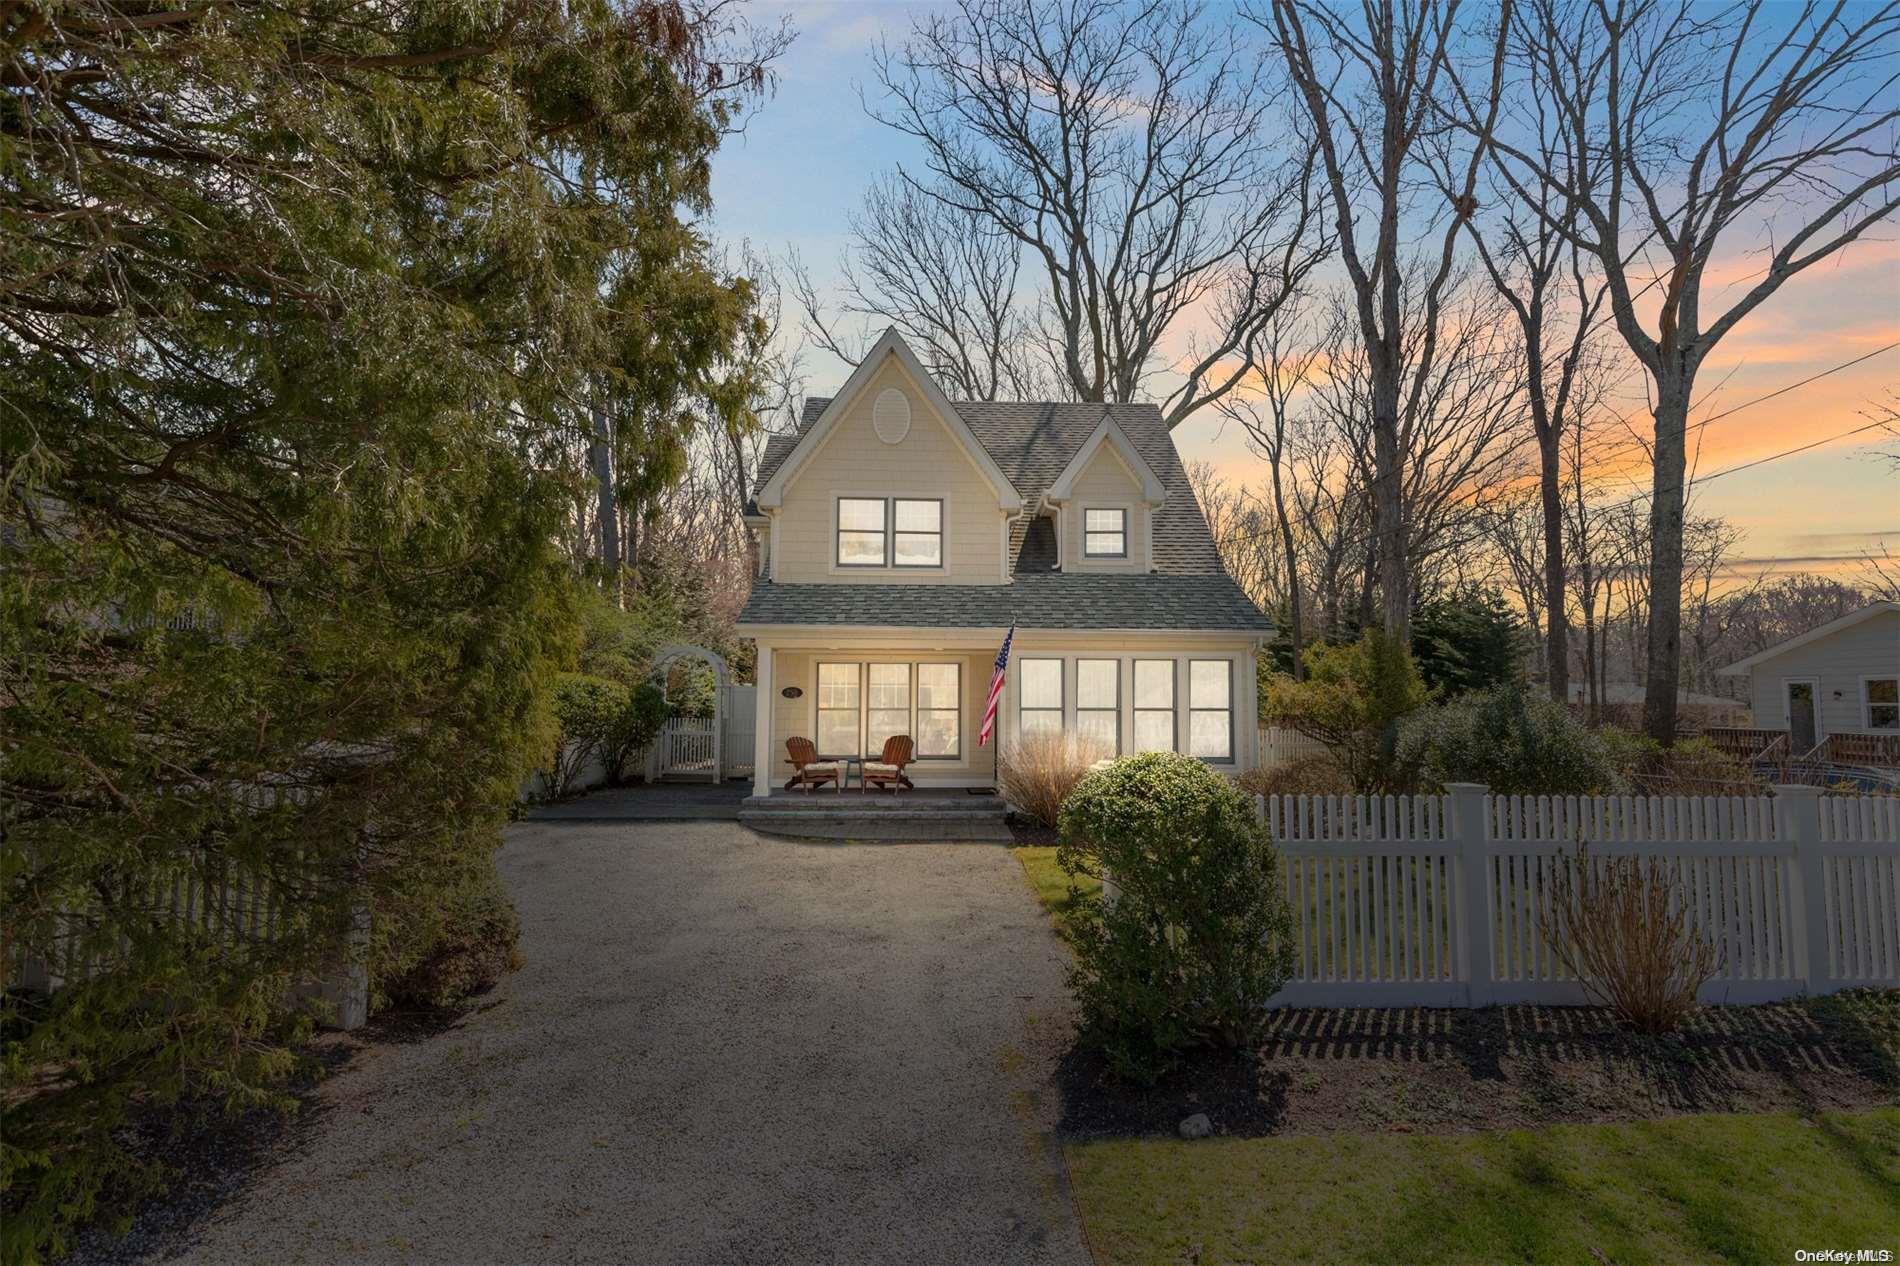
[1598,731,1765,797]
[1540,844,1722,1033]
[1000,732,1111,828]
[1238,753,1353,798]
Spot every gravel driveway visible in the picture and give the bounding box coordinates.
[150,821,1090,1265]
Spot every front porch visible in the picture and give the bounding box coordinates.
[750,638,1011,798]
[743,630,1261,800]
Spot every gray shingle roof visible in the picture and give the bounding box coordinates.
[740,573,1272,631]
[741,391,1269,633]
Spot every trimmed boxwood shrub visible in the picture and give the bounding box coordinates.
[1056,752,1295,1084]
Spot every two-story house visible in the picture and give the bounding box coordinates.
[735,329,1272,795]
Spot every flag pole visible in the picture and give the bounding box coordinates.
[979,618,1015,796]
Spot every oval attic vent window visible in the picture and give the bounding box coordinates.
[872,387,912,445]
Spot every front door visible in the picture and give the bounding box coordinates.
[1787,680,1818,754]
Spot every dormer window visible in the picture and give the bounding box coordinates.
[1083,508,1127,558]
[836,496,944,569]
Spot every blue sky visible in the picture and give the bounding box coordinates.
[709,1,1900,584]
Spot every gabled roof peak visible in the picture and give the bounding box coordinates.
[753,329,1023,512]
[1043,412,1167,505]
[1716,600,1900,675]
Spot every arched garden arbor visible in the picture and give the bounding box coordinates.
[646,644,752,781]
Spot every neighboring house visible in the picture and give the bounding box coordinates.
[734,329,1272,794]
[1715,601,1900,764]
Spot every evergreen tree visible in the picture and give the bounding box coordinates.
[1410,586,1528,697]
[0,1,780,1256]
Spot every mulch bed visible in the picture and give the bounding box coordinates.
[1058,991,1900,1140]
[62,999,499,1266]
[1006,815,1060,846]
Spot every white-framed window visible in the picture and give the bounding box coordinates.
[867,663,912,750]
[835,497,944,569]
[1189,659,1233,760]
[1868,676,1899,730]
[1077,658,1119,753]
[916,663,961,758]
[893,499,943,568]
[1133,659,1175,752]
[1019,659,1063,737]
[1083,508,1127,558]
[816,662,862,755]
[836,498,887,567]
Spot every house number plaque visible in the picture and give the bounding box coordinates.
[781,686,803,699]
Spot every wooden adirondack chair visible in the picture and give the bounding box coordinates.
[784,736,843,792]
[862,735,915,793]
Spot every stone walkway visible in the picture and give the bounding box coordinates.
[140,821,1089,1265]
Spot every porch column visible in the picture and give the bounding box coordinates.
[751,641,774,797]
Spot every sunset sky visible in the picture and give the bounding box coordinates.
[712,1,1900,586]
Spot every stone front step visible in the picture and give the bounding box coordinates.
[738,793,1012,841]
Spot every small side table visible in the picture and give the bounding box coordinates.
[840,756,864,791]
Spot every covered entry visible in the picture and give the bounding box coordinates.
[646,644,756,783]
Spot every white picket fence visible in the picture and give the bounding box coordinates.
[10,856,370,1028]
[1259,783,1900,1008]
[1258,724,1334,770]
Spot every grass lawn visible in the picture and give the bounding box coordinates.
[1010,846,1900,1265]
[1068,1107,1900,1265]
[1013,845,1098,939]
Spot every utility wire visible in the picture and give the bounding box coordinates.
[1579,339,1899,473]
[1212,346,1897,560]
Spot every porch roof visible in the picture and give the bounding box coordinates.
[735,572,1273,633]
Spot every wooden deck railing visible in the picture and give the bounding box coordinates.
[1702,726,1788,762]
[1823,732,1900,768]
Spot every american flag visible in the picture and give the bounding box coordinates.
[978,622,1015,746]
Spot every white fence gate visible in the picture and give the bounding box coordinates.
[648,717,719,781]
[1259,783,1899,1008]
[642,686,755,782]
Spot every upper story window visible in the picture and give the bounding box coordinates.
[837,498,887,566]
[1083,508,1127,558]
[836,497,943,568]
[1869,677,1899,730]
[893,499,943,567]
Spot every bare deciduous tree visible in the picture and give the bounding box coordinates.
[789,180,1061,401]
[1188,462,1285,613]
[1215,309,1326,676]
[1451,82,1617,700]
[1246,0,1512,641]
[1468,0,1900,741]
[871,0,1329,427]
[1303,279,1532,605]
